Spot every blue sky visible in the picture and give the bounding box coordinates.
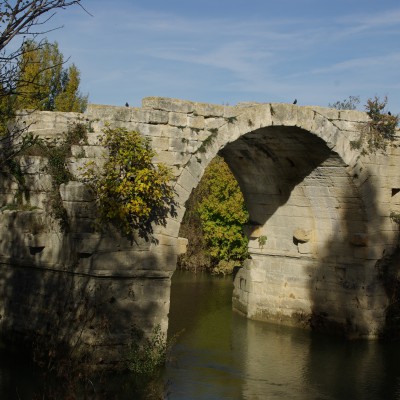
[44,0,400,111]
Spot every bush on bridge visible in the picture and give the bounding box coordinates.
[82,126,176,239]
[345,96,399,154]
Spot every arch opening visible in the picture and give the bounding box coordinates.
[197,124,371,336]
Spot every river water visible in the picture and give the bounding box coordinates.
[166,271,400,400]
[2,270,400,399]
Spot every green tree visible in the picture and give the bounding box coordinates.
[16,40,87,112]
[198,157,249,268]
[54,64,88,112]
[82,126,176,239]
[179,156,249,274]
[0,1,84,168]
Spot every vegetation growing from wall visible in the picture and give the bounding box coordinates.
[81,126,176,240]
[178,156,249,275]
[127,325,172,376]
[329,95,360,110]
[348,96,399,154]
[17,122,88,230]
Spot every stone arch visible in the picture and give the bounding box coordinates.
[174,103,364,225]
[171,103,384,337]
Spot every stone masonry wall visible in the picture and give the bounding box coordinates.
[0,97,399,365]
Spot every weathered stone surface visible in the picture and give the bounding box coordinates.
[59,181,95,202]
[293,228,313,243]
[1,98,400,369]
[350,233,368,247]
[177,237,188,255]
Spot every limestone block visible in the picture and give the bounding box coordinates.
[177,169,197,192]
[187,115,205,130]
[70,145,106,159]
[187,140,200,153]
[293,228,312,243]
[177,237,188,255]
[68,217,96,233]
[153,151,190,166]
[153,217,181,236]
[349,233,368,247]
[204,117,225,131]
[24,232,61,248]
[172,183,190,205]
[159,125,185,139]
[168,112,187,127]
[24,174,53,192]
[18,156,48,174]
[59,182,95,202]
[63,201,97,219]
[270,103,298,126]
[298,242,312,254]
[151,137,170,151]
[86,133,103,146]
[338,109,369,122]
[0,193,18,206]
[0,210,48,232]
[193,103,224,117]
[0,177,19,193]
[332,120,358,132]
[142,97,195,113]
[74,234,102,254]
[73,232,149,253]
[186,158,203,179]
[67,157,106,179]
[168,137,186,151]
[245,225,263,238]
[147,110,169,124]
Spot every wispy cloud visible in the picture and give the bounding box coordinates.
[45,1,400,110]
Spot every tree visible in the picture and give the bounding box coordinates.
[54,63,87,112]
[179,156,249,274]
[16,40,87,111]
[81,126,176,240]
[16,39,63,110]
[0,0,85,167]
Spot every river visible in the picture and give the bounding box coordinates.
[166,271,400,400]
[2,270,400,399]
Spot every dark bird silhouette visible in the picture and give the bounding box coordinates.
[293,99,297,105]
[125,102,129,107]
[388,111,392,116]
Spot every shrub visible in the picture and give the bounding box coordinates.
[127,325,172,376]
[81,126,176,239]
[350,96,399,154]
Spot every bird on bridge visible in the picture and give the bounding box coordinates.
[293,99,297,104]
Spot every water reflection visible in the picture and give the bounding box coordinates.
[1,271,400,399]
[167,271,400,400]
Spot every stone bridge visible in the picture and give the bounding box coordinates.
[0,97,400,365]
